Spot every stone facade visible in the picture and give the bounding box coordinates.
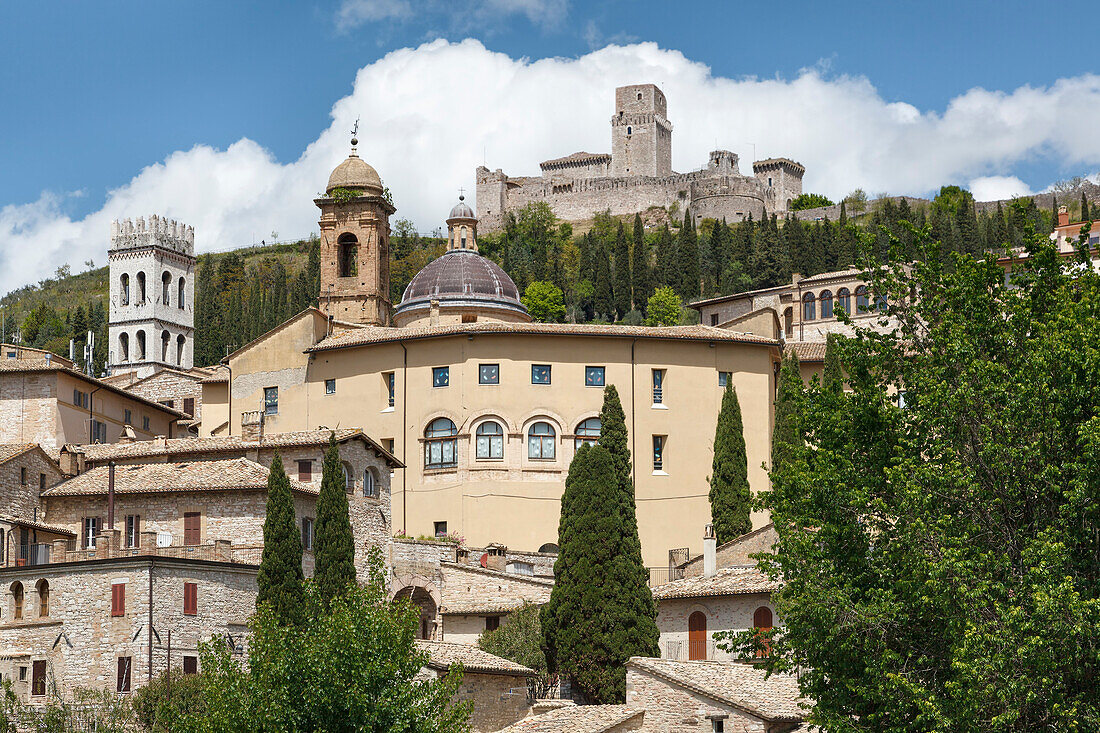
[476,85,803,233]
[655,593,775,663]
[420,667,532,732]
[680,524,778,579]
[108,215,196,378]
[107,367,206,424]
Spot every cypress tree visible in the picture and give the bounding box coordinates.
[541,444,659,704]
[1083,192,1092,222]
[594,241,613,320]
[992,201,1008,249]
[654,225,675,289]
[822,333,843,393]
[677,212,700,299]
[631,214,653,310]
[314,433,357,604]
[772,352,804,477]
[612,222,631,319]
[955,197,980,256]
[256,452,305,625]
[750,215,791,288]
[708,381,752,544]
[599,384,632,497]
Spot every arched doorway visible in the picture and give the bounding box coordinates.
[688,611,707,660]
[394,585,437,640]
[753,606,773,658]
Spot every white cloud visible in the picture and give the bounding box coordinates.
[337,0,413,24]
[970,176,1033,201]
[5,39,1100,295]
[335,0,566,33]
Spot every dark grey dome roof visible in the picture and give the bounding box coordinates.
[448,196,475,220]
[396,250,525,315]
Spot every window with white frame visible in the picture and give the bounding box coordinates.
[528,422,556,460]
[476,421,504,460]
[574,418,601,449]
[425,418,458,468]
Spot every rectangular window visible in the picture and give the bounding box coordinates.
[183,512,201,545]
[718,371,732,388]
[84,517,99,548]
[125,515,140,548]
[116,657,132,693]
[531,364,551,384]
[479,363,500,385]
[585,366,606,387]
[141,416,149,432]
[92,419,108,442]
[31,660,46,697]
[712,720,725,733]
[111,582,126,617]
[183,398,195,416]
[652,369,664,404]
[297,460,312,482]
[73,389,88,408]
[159,399,175,409]
[485,616,500,632]
[39,473,46,491]
[302,517,314,550]
[385,372,395,407]
[710,313,719,326]
[653,435,665,472]
[325,378,336,395]
[432,366,449,388]
[263,387,278,415]
[124,408,132,425]
[20,467,26,485]
[434,521,448,538]
[183,656,198,675]
[183,582,197,615]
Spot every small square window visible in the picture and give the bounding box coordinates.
[183,656,198,675]
[434,521,448,538]
[479,363,500,385]
[485,616,500,632]
[432,367,450,388]
[297,460,312,482]
[710,313,719,326]
[585,366,606,387]
[325,378,336,395]
[718,372,732,388]
[531,364,551,384]
[264,387,278,415]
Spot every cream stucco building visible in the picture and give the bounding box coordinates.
[200,145,783,568]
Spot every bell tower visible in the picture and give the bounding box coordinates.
[315,131,396,326]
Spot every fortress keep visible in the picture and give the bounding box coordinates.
[476,83,804,231]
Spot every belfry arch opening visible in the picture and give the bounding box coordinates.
[337,233,359,278]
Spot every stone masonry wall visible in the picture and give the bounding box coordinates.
[421,668,531,732]
[122,370,204,421]
[626,665,768,732]
[682,525,778,579]
[655,593,775,662]
[0,373,58,448]
[0,448,63,522]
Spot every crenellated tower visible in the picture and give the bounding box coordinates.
[610,83,673,178]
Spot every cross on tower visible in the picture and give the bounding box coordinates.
[458,187,466,199]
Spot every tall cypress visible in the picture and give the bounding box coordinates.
[677,212,700,299]
[256,452,305,625]
[708,381,752,544]
[612,222,632,319]
[822,333,843,393]
[314,433,357,604]
[631,214,653,311]
[772,352,804,477]
[654,225,675,289]
[594,240,614,320]
[750,215,791,289]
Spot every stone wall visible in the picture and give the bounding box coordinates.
[681,525,778,579]
[625,664,770,732]
[0,372,57,448]
[420,667,531,732]
[0,448,62,522]
[122,370,204,421]
[655,593,774,662]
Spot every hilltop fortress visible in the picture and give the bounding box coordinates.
[476,83,805,231]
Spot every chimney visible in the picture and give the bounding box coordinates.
[1058,205,1069,228]
[791,272,802,287]
[486,544,507,572]
[703,523,717,578]
[240,411,264,441]
[118,425,137,444]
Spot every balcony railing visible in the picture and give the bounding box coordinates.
[663,638,717,661]
[647,566,684,587]
[13,543,51,567]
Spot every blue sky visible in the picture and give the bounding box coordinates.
[1,0,1099,293]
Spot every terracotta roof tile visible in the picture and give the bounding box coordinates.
[309,322,777,353]
[651,565,779,600]
[494,704,641,732]
[797,267,863,285]
[0,514,76,537]
[785,341,827,363]
[627,657,805,722]
[72,428,402,468]
[415,640,534,676]
[0,360,185,417]
[41,457,317,497]
[0,443,38,465]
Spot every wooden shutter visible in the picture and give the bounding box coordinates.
[298,460,311,482]
[111,583,125,617]
[183,582,197,615]
[183,656,198,674]
[183,397,195,416]
[688,611,707,660]
[31,660,46,696]
[183,512,200,545]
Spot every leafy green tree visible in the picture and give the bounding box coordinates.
[677,212,700,299]
[708,381,752,543]
[131,669,207,732]
[315,433,357,605]
[521,281,566,323]
[644,286,682,327]
[743,213,1100,731]
[631,214,653,310]
[822,333,843,393]
[771,352,803,477]
[612,222,631,319]
[478,602,550,694]
[256,453,305,625]
[790,193,834,210]
[183,551,470,732]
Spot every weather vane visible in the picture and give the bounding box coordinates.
[351,117,360,148]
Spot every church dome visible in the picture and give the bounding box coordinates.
[326,153,383,196]
[448,195,475,220]
[394,250,529,326]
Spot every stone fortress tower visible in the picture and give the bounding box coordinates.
[108,215,195,378]
[476,83,804,232]
[316,135,396,326]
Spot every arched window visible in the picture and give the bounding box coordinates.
[120,274,130,305]
[476,421,504,460]
[528,422,556,460]
[162,271,171,305]
[161,330,170,361]
[11,582,24,621]
[425,418,458,469]
[119,333,129,362]
[136,330,146,361]
[538,542,559,554]
[178,277,185,310]
[36,580,49,618]
[575,417,601,449]
[626,126,632,135]
[460,226,468,250]
[836,288,851,315]
[342,462,354,492]
[753,606,774,658]
[783,307,793,338]
[136,272,146,304]
[802,292,816,321]
[855,285,869,313]
[337,233,358,278]
[820,290,834,319]
[177,335,185,366]
[364,468,378,498]
[876,293,888,312]
[688,611,707,660]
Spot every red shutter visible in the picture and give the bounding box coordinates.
[111,584,125,617]
[183,582,197,615]
[183,512,200,545]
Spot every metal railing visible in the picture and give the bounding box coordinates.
[14,543,51,567]
[664,638,716,661]
[647,566,684,587]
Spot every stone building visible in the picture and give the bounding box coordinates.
[416,640,535,732]
[107,215,196,378]
[200,148,783,569]
[101,365,215,435]
[476,84,804,232]
[0,443,68,567]
[0,358,183,449]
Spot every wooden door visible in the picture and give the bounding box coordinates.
[183,512,200,545]
[688,611,707,660]
[753,606,774,657]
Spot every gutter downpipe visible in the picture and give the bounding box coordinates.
[400,342,408,534]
